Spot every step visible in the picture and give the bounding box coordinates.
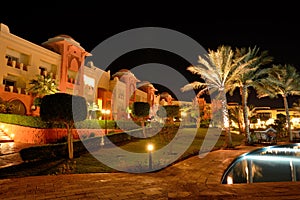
[0,130,14,143]
[0,139,14,143]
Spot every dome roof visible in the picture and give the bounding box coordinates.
[137,81,157,92]
[112,69,135,79]
[160,92,173,100]
[56,34,73,39]
[42,34,82,50]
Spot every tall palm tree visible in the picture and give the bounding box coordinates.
[26,74,60,106]
[229,46,273,144]
[256,64,300,142]
[181,45,256,148]
[228,104,244,133]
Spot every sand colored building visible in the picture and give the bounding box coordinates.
[0,23,160,120]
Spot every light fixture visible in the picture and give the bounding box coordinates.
[147,143,154,170]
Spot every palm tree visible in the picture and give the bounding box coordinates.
[228,104,244,133]
[26,74,60,107]
[229,46,273,144]
[256,64,300,142]
[181,45,256,148]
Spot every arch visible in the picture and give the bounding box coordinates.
[9,99,26,115]
[69,57,79,71]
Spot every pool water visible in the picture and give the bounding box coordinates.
[221,143,300,184]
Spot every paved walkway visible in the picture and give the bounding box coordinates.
[1,144,300,199]
[0,142,39,169]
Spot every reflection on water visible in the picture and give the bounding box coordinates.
[222,143,300,184]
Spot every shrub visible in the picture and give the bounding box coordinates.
[19,132,136,162]
[0,114,48,128]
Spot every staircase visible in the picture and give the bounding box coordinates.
[0,128,13,143]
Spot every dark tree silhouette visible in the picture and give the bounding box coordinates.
[40,93,87,159]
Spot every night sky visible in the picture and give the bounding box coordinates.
[1,3,299,108]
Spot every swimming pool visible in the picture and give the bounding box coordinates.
[221,143,300,184]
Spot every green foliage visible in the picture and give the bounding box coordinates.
[33,97,42,107]
[0,114,153,130]
[271,113,287,137]
[131,102,150,118]
[0,128,246,178]
[250,115,258,123]
[157,105,180,118]
[40,93,87,123]
[257,64,300,98]
[200,119,210,128]
[26,74,59,97]
[40,93,88,160]
[0,113,48,128]
[0,101,14,114]
[74,119,115,129]
[20,143,68,161]
[18,133,135,162]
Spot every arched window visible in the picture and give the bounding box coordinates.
[10,99,26,115]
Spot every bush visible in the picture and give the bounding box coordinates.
[74,119,116,129]
[19,139,92,162]
[20,143,68,162]
[0,114,160,130]
[19,132,136,162]
[0,114,48,128]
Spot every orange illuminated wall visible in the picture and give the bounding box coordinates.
[97,88,112,119]
[42,35,91,96]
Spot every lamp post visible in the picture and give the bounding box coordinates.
[147,143,154,170]
[102,109,111,135]
[101,109,111,146]
[181,111,187,127]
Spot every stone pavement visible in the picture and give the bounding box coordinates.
[0,142,40,169]
[1,144,300,199]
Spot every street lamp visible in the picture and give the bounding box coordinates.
[147,143,154,170]
[101,109,111,146]
[102,109,111,135]
[181,111,187,127]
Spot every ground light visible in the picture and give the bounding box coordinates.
[147,143,154,170]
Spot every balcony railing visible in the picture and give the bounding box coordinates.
[4,86,29,95]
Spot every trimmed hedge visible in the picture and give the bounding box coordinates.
[19,131,137,162]
[0,114,48,128]
[0,114,155,130]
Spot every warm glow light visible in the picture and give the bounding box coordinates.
[97,99,102,111]
[0,125,4,129]
[4,129,8,133]
[245,166,249,183]
[10,133,14,139]
[102,109,111,115]
[147,143,154,152]
[227,176,233,184]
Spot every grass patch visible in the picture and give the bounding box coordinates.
[0,127,245,178]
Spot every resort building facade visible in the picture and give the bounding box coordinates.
[0,23,171,121]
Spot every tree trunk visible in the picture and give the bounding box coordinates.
[142,120,146,138]
[65,123,74,160]
[283,95,292,142]
[242,86,251,144]
[220,90,232,147]
[197,117,201,128]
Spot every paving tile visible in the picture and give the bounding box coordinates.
[1,144,300,199]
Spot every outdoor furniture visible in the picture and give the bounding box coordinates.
[253,127,277,144]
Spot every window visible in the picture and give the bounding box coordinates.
[39,67,47,76]
[5,55,19,67]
